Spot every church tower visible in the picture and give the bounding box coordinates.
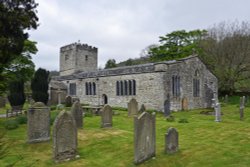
[59,42,98,76]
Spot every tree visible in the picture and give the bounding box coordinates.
[0,0,39,94]
[7,80,26,110]
[31,68,50,104]
[105,59,117,69]
[199,21,250,94]
[149,30,207,62]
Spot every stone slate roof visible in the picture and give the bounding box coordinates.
[49,80,67,90]
[54,55,198,81]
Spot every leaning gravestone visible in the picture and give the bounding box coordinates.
[165,127,178,154]
[71,101,83,128]
[65,96,72,107]
[134,112,156,164]
[100,105,112,128]
[240,96,245,121]
[27,102,50,143]
[53,110,78,162]
[128,98,138,116]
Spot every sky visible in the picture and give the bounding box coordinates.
[29,0,250,71]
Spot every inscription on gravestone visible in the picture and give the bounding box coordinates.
[53,110,78,162]
[134,112,156,164]
[27,102,50,143]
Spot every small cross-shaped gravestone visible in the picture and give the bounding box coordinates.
[27,102,50,143]
[71,101,83,128]
[53,110,78,162]
[100,105,112,128]
[134,112,156,164]
[165,127,178,154]
[240,96,245,121]
[128,98,138,116]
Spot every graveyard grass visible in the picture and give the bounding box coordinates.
[1,100,250,166]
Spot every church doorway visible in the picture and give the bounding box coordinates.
[102,94,108,104]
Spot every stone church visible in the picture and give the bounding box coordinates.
[51,42,218,112]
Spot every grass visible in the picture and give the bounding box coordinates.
[1,101,250,167]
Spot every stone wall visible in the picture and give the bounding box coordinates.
[60,42,98,76]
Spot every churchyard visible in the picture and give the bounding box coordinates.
[1,96,250,166]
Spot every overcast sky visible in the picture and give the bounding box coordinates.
[29,0,249,71]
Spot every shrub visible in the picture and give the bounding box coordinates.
[7,80,26,107]
[166,115,175,122]
[4,120,19,130]
[50,105,57,111]
[31,68,49,104]
[178,118,189,123]
[15,115,27,124]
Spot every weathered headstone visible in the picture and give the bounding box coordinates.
[53,110,78,162]
[128,98,138,116]
[100,105,112,128]
[27,102,50,143]
[71,101,83,128]
[214,103,221,122]
[164,99,171,117]
[65,96,72,107]
[240,96,245,121]
[182,97,188,111]
[165,127,178,154]
[134,112,156,164]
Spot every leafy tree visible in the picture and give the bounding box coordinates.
[199,21,250,95]
[0,0,39,94]
[149,30,207,61]
[31,68,50,104]
[105,59,117,69]
[7,80,26,109]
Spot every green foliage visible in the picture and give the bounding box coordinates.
[31,68,50,104]
[166,115,175,122]
[178,118,189,123]
[7,80,26,107]
[0,0,39,94]
[105,59,117,69]
[0,129,8,159]
[50,112,59,125]
[112,106,127,111]
[15,115,27,124]
[50,105,57,111]
[4,119,19,130]
[150,30,207,62]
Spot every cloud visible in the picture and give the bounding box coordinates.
[30,0,250,70]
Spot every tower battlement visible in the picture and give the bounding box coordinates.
[60,42,98,53]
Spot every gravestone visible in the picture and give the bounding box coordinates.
[53,110,78,162]
[128,98,138,116]
[27,102,50,143]
[71,101,83,128]
[214,103,221,122]
[182,97,188,111]
[224,94,228,104]
[134,112,156,164]
[240,96,245,121]
[65,96,72,107]
[101,105,112,128]
[164,99,170,117]
[165,127,178,154]
[139,104,146,114]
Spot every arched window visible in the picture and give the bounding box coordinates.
[193,70,200,97]
[116,81,120,96]
[124,80,128,95]
[93,82,96,95]
[132,80,136,95]
[85,82,89,95]
[128,80,132,95]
